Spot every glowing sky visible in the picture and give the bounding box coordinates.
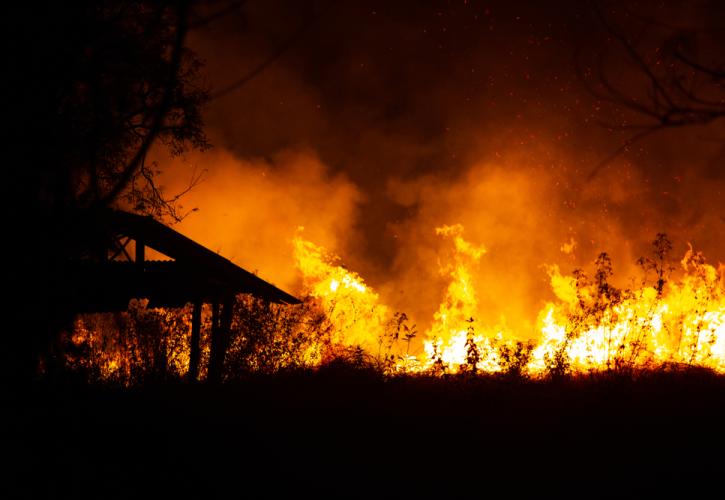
[156,0,725,335]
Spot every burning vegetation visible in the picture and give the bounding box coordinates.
[12,3,725,497]
[64,228,725,384]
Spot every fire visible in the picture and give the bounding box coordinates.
[528,247,725,375]
[292,228,388,351]
[67,300,194,383]
[68,225,725,381]
[293,223,527,374]
[293,228,725,376]
[421,224,508,373]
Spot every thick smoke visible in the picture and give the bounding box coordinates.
[157,148,362,292]
[155,1,725,338]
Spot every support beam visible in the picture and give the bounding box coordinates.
[207,299,233,383]
[110,236,133,262]
[207,302,222,382]
[187,300,202,382]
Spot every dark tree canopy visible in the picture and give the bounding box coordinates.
[8,1,209,224]
[6,1,211,382]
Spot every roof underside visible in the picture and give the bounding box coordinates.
[65,210,301,311]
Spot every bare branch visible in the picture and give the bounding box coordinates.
[586,127,659,182]
[128,157,207,223]
[210,13,313,101]
[674,50,725,79]
[188,0,246,30]
[98,2,190,207]
[591,1,676,110]
[580,1,725,180]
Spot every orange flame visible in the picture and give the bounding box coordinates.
[294,226,725,376]
[293,227,388,351]
[69,225,725,380]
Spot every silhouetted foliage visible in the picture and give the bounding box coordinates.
[224,296,334,376]
[377,312,418,373]
[429,340,448,377]
[65,300,194,385]
[55,232,724,385]
[10,2,209,220]
[495,339,535,378]
[637,233,674,295]
[8,1,211,383]
[462,318,480,375]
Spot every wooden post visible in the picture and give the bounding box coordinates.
[207,298,233,383]
[187,300,202,382]
[208,302,222,382]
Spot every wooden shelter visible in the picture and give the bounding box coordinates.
[64,209,301,381]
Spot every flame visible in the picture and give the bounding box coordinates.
[292,228,388,351]
[421,224,506,373]
[560,237,577,255]
[67,300,195,383]
[68,224,725,381]
[293,226,725,376]
[527,250,725,375]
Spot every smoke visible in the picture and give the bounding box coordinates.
[157,148,363,292]
[381,152,618,337]
[378,130,725,338]
[151,1,725,342]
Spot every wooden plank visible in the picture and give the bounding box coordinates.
[187,300,202,382]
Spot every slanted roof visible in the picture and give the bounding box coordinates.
[66,209,300,312]
[109,210,300,303]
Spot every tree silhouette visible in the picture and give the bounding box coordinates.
[637,233,674,296]
[7,1,210,383]
[9,2,208,221]
[578,1,725,178]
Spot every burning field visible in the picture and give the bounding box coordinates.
[62,10,725,381]
[66,222,725,382]
[9,1,725,496]
[56,0,725,385]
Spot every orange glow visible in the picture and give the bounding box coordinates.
[67,222,724,381]
[293,228,388,351]
[292,228,725,376]
[69,226,724,380]
[528,254,725,374]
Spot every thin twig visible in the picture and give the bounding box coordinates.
[586,127,659,181]
[210,15,313,101]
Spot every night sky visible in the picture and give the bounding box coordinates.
[157,0,725,335]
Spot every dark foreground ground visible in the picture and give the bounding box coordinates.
[8,367,725,498]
